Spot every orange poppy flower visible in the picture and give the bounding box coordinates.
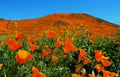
[79,49,87,57]
[30,44,39,52]
[83,57,92,65]
[102,70,111,77]
[110,72,117,77]
[71,44,78,52]
[41,48,51,58]
[51,55,58,62]
[64,43,78,53]
[55,40,62,48]
[113,39,120,44]
[65,37,73,44]
[95,64,104,73]
[78,49,87,61]
[32,66,46,77]
[47,30,56,38]
[0,40,3,45]
[94,50,104,62]
[71,74,81,77]
[75,66,81,73]
[63,43,72,53]
[0,40,2,44]
[88,74,96,77]
[0,63,3,70]
[94,50,109,62]
[14,31,25,40]
[88,73,102,77]
[64,37,78,53]
[102,59,112,67]
[6,37,23,51]
[28,37,36,45]
[114,41,120,44]
[16,50,34,64]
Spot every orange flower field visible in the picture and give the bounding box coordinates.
[0,13,120,77]
[0,29,120,77]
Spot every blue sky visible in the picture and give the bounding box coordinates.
[0,0,120,25]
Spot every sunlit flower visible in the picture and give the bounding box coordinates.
[32,66,46,77]
[51,55,58,62]
[0,63,3,70]
[94,50,112,67]
[47,30,56,38]
[114,41,120,44]
[95,64,104,73]
[63,43,71,53]
[71,74,81,77]
[28,37,36,45]
[88,73,102,77]
[41,48,51,58]
[14,31,25,40]
[113,39,120,44]
[94,50,109,62]
[83,57,92,65]
[110,72,117,77]
[30,44,39,52]
[0,40,2,44]
[75,66,81,73]
[88,74,96,77]
[55,40,62,48]
[78,49,87,61]
[102,70,116,77]
[0,40,3,45]
[16,50,34,64]
[94,50,104,62]
[65,37,73,44]
[79,49,87,57]
[102,59,112,67]
[103,70,110,77]
[6,37,23,51]
[64,37,78,53]
[64,43,78,53]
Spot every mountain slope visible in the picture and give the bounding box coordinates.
[0,13,119,39]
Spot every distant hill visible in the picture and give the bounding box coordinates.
[0,18,6,21]
[0,13,119,39]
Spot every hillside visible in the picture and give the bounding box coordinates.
[0,13,119,39]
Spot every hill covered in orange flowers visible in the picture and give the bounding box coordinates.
[0,13,119,39]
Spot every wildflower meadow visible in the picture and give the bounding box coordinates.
[0,29,120,77]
